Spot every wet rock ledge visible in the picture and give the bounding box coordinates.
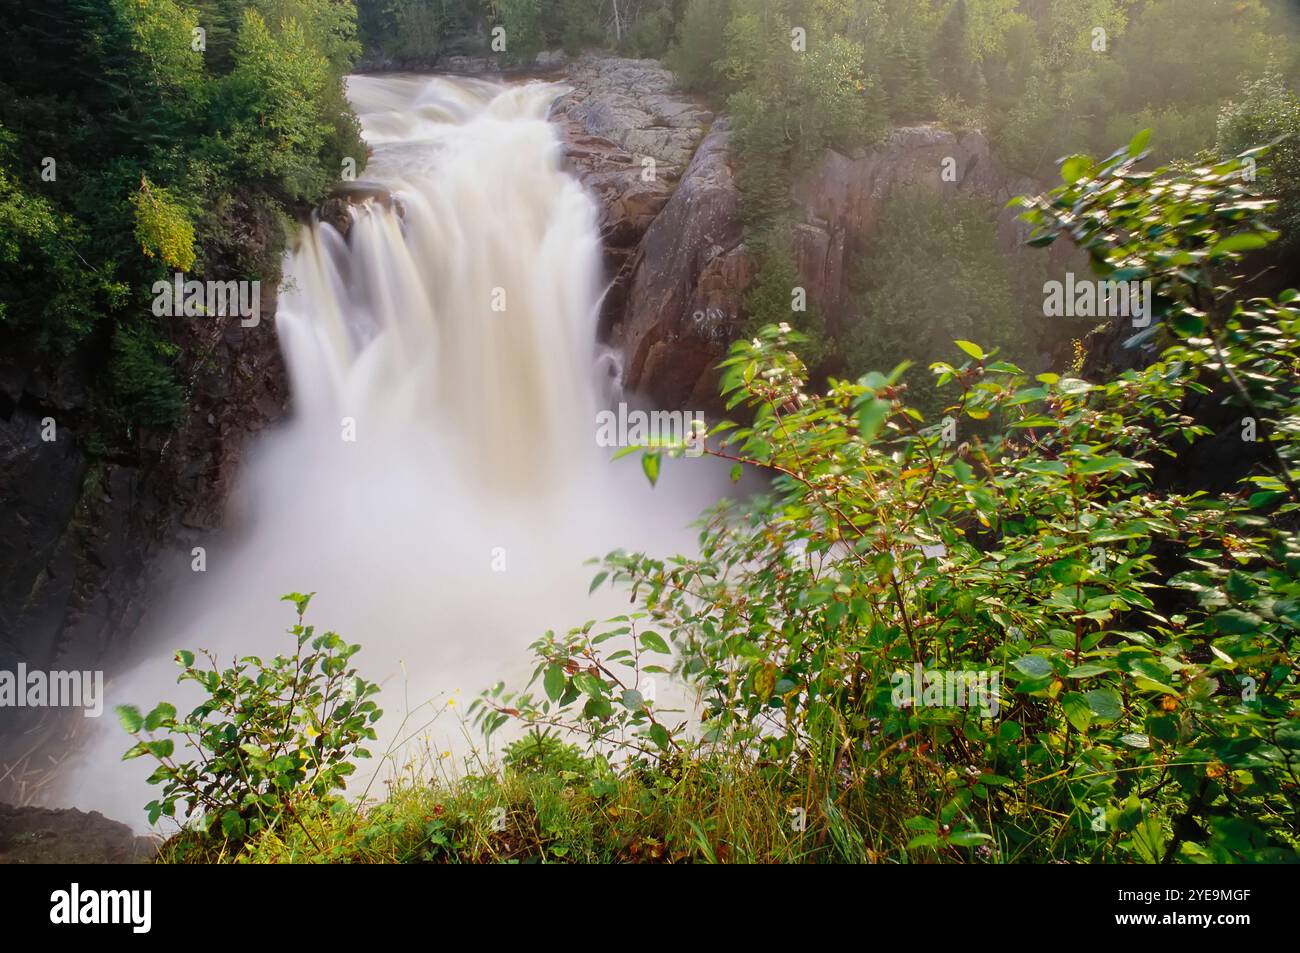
[0,802,158,864]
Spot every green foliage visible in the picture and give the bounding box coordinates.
[503,728,594,778]
[1217,72,1300,249]
[723,0,886,177]
[131,177,197,271]
[477,142,1300,863]
[0,0,363,447]
[665,0,732,90]
[741,231,830,368]
[0,127,116,356]
[378,0,461,61]
[620,2,674,58]
[847,186,1039,414]
[215,11,335,201]
[489,0,546,61]
[991,0,1290,173]
[118,594,383,846]
[107,325,186,431]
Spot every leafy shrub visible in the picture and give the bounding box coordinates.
[503,729,594,778]
[0,1,363,446]
[130,176,196,272]
[741,230,830,370]
[367,0,464,62]
[1217,72,1300,249]
[665,0,731,91]
[118,593,382,845]
[476,138,1300,863]
[489,0,547,62]
[621,5,673,58]
[846,185,1040,414]
[107,325,186,431]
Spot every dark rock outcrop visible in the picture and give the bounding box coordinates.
[0,802,158,864]
[613,121,751,414]
[606,121,1061,410]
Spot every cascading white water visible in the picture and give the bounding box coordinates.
[61,75,729,827]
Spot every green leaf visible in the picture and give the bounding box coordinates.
[857,396,889,442]
[620,689,644,711]
[641,451,661,487]
[1170,310,1206,337]
[144,702,176,731]
[1013,655,1054,678]
[1085,688,1123,723]
[281,592,315,617]
[1061,154,1094,184]
[1061,692,1093,732]
[954,340,985,361]
[1208,232,1273,256]
[1213,610,1262,634]
[221,810,246,840]
[1131,813,1165,863]
[116,705,144,734]
[543,664,566,702]
[640,631,671,655]
[1127,128,1152,157]
[143,739,174,759]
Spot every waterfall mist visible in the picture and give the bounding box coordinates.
[60,75,731,828]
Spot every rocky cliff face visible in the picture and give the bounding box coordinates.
[0,204,288,804]
[551,56,715,336]
[0,803,158,863]
[789,126,1051,335]
[549,56,748,414]
[586,109,1056,410]
[610,120,751,413]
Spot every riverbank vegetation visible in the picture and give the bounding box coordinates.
[123,143,1300,863]
[0,1,363,447]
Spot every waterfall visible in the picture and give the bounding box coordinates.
[61,75,727,827]
[282,75,604,491]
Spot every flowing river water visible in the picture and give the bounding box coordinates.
[60,74,728,826]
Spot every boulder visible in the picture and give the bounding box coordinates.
[614,120,751,414]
